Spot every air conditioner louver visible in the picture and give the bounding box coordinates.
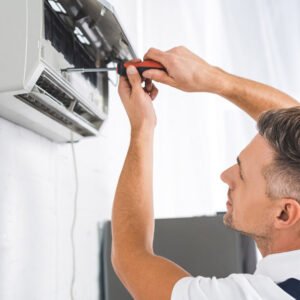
[36,74,75,109]
[15,71,103,137]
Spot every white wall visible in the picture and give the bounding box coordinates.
[1,0,300,299]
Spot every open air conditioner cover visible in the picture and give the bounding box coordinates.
[0,0,136,142]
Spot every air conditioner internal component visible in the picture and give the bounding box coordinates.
[0,0,136,142]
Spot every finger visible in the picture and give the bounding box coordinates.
[118,76,129,90]
[118,76,131,97]
[142,69,175,86]
[149,85,159,100]
[145,79,153,92]
[126,66,142,89]
[128,58,142,63]
[144,48,168,66]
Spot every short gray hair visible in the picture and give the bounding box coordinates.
[257,106,300,203]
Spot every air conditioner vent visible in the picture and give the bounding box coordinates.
[73,102,102,126]
[36,73,74,109]
[15,93,101,136]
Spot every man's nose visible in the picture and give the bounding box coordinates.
[220,165,235,187]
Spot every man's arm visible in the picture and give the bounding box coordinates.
[143,46,299,120]
[213,70,298,120]
[111,66,189,300]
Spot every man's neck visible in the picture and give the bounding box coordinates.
[256,235,300,257]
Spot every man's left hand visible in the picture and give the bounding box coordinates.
[118,62,159,133]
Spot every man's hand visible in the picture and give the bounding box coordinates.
[143,46,224,93]
[143,46,299,120]
[118,63,158,133]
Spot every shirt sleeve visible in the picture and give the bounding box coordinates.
[171,275,265,300]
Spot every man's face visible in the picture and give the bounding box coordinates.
[221,134,276,239]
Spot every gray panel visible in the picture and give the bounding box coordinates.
[99,215,257,300]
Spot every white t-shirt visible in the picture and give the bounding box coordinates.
[171,249,300,300]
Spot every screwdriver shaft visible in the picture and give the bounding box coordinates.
[61,67,117,73]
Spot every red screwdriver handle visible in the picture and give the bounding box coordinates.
[117,60,166,77]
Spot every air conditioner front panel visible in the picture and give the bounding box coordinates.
[24,0,44,90]
[0,1,27,92]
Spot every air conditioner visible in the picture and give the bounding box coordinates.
[0,0,136,142]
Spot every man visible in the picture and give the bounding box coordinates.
[111,46,300,299]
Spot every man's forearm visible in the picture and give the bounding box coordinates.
[213,69,299,120]
[111,129,155,266]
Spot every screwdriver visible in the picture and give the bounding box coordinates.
[61,60,166,77]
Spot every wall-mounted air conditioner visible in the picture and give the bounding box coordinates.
[0,0,136,142]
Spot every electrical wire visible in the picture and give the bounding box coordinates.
[67,61,117,298]
[70,131,79,300]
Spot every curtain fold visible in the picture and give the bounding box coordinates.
[108,0,300,217]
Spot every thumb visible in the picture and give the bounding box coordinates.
[126,66,142,88]
[142,69,174,86]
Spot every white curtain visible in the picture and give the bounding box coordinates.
[104,0,300,218]
[1,1,300,300]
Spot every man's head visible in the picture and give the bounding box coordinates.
[221,106,300,254]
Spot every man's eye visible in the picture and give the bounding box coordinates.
[239,171,244,180]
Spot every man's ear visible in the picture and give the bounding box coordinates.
[274,198,300,229]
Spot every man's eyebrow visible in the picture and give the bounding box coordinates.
[236,156,245,179]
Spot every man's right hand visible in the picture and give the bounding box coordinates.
[143,46,298,120]
[143,46,225,93]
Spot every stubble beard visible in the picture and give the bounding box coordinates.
[223,210,254,237]
[223,191,254,237]
[223,213,254,237]
[223,210,271,246]
[223,211,233,228]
